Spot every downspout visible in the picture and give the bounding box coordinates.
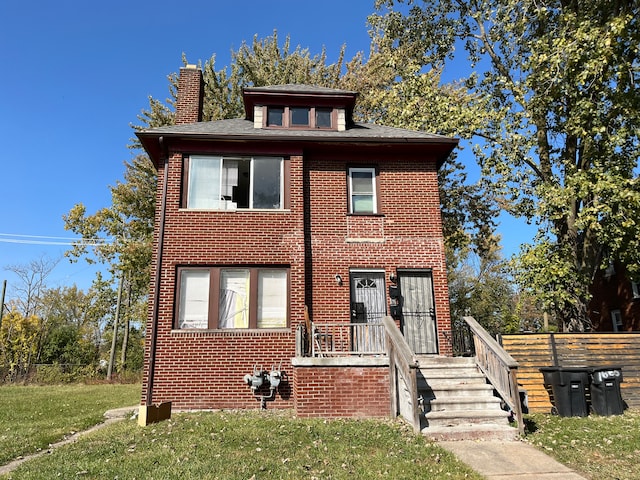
[145,136,169,407]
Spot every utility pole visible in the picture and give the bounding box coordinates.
[119,276,131,371]
[0,280,6,329]
[107,273,124,381]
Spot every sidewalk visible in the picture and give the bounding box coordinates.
[439,439,588,480]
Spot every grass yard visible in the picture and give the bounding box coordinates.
[0,384,140,466]
[3,384,640,480]
[3,409,481,480]
[525,409,640,480]
[0,385,481,480]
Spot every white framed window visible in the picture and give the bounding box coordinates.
[187,156,284,210]
[176,267,288,329]
[632,281,640,299]
[348,167,377,214]
[177,270,210,329]
[611,309,623,332]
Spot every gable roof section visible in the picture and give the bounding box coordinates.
[137,118,458,168]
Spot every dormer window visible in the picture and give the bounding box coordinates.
[264,106,334,129]
[316,108,332,128]
[267,107,284,126]
[290,107,310,126]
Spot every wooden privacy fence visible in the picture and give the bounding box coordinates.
[501,333,640,413]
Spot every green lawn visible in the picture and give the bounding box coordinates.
[3,384,639,479]
[525,409,640,480]
[0,386,481,480]
[0,384,140,466]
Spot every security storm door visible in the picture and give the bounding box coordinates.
[350,270,386,352]
[398,270,438,354]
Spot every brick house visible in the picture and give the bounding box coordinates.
[136,65,458,423]
[589,263,640,331]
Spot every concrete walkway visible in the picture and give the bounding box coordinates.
[0,406,138,476]
[439,439,588,480]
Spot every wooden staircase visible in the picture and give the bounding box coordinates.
[417,355,520,441]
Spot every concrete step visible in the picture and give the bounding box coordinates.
[419,371,488,385]
[425,408,510,428]
[420,382,495,398]
[416,355,476,366]
[413,355,519,441]
[423,423,519,442]
[428,395,503,412]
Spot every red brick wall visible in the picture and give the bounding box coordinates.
[141,152,306,409]
[305,153,452,355]
[175,66,202,125]
[293,362,390,418]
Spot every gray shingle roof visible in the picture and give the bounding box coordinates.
[244,84,357,95]
[137,118,455,143]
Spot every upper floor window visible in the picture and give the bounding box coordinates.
[265,106,333,129]
[348,167,378,214]
[267,107,284,126]
[316,108,332,128]
[632,281,640,299]
[186,156,283,210]
[177,267,289,330]
[290,107,310,126]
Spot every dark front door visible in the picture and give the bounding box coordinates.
[398,270,438,354]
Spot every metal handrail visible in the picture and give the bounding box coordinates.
[463,316,524,436]
[310,321,386,357]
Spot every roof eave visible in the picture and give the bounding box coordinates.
[136,131,459,169]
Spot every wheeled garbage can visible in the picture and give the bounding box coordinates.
[540,367,590,417]
[590,367,624,416]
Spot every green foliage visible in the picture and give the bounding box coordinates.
[448,239,520,335]
[373,0,640,330]
[0,310,40,381]
[32,363,99,384]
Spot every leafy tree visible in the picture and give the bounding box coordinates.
[448,239,519,335]
[0,311,39,381]
[38,285,102,366]
[371,0,640,330]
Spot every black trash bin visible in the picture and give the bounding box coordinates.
[590,367,624,416]
[540,367,590,417]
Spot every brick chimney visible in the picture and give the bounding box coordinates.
[175,65,203,125]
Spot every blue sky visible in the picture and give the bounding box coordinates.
[0,1,533,298]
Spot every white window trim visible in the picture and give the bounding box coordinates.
[348,167,377,214]
[632,281,640,299]
[188,155,284,211]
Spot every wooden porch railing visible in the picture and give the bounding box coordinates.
[463,316,524,436]
[383,316,422,432]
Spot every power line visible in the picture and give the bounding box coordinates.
[0,233,114,246]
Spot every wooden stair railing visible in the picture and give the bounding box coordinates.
[383,316,421,432]
[463,316,525,436]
